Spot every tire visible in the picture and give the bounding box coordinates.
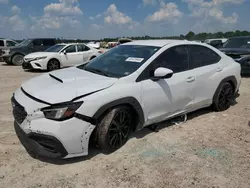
[96,106,132,153]
[12,54,24,66]
[47,59,60,71]
[212,82,234,112]
[4,60,13,65]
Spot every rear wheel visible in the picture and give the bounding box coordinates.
[12,54,24,66]
[47,59,60,71]
[212,82,234,111]
[96,106,132,153]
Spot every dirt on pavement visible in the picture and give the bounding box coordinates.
[0,62,249,188]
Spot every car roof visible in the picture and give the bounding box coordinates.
[57,43,86,45]
[121,39,201,47]
[25,38,55,40]
[229,36,250,39]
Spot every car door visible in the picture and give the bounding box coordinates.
[31,39,45,52]
[60,45,79,66]
[188,44,222,109]
[76,44,93,64]
[139,45,196,126]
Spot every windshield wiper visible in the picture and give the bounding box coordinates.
[84,67,112,77]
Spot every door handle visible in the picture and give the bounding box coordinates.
[186,76,195,83]
[216,67,223,72]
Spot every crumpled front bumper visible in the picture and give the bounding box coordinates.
[14,121,68,158]
[11,90,96,159]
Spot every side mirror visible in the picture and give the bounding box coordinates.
[63,50,67,54]
[153,67,173,80]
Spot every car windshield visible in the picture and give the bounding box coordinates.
[17,39,32,46]
[222,38,250,48]
[77,45,161,78]
[45,44,66,52]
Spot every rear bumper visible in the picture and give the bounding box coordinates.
[240,66,250,75]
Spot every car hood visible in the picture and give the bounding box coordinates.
[21,67,118,104]
[219,48,250,55]
[24,52,55,59]
[4,46,25,51]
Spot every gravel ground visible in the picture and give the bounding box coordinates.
[0,61,249,188]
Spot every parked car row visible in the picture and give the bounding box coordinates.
[0,38,19,61]
[1,38,103,71]
[22,43,102,71]
[11,39,241,159]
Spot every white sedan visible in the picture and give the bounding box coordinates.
[12,40,241,159]
[22,43,102,71]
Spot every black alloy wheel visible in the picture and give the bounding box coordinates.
[213,82,234,111]
[108,110,131,149]
[96,106,132,153]
[47,59,60,71]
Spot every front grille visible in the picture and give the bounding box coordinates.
[22,62,33,70]
[0,49,3,56]
[11,97,27,124]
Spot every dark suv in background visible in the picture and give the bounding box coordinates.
[219,36,250,75]
[2,38,56,65]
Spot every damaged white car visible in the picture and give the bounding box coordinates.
[12,40,241,159]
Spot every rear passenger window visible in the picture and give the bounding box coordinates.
[77,45,90,52]
[189,45,221,69]
[65,45,76,53]
[153,45,189,73]
[0,40,4,46]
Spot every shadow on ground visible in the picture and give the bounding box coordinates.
[34,106,217,165]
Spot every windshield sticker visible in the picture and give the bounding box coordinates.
[125,57,144,63]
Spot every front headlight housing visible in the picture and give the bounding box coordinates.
[34,56,47,60]
[41,101,83,121]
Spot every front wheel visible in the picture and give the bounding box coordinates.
[12,54,24,66]
[212,82,234,111]
[47,59,60,71]
[96,106,132,153]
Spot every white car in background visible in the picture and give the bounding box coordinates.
[22,43,102,71]
[87,41,101,49]
[12,40,241,159]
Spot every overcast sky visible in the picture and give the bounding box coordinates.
[0,0,249,39]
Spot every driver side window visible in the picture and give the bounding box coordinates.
[136,45,189,82]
